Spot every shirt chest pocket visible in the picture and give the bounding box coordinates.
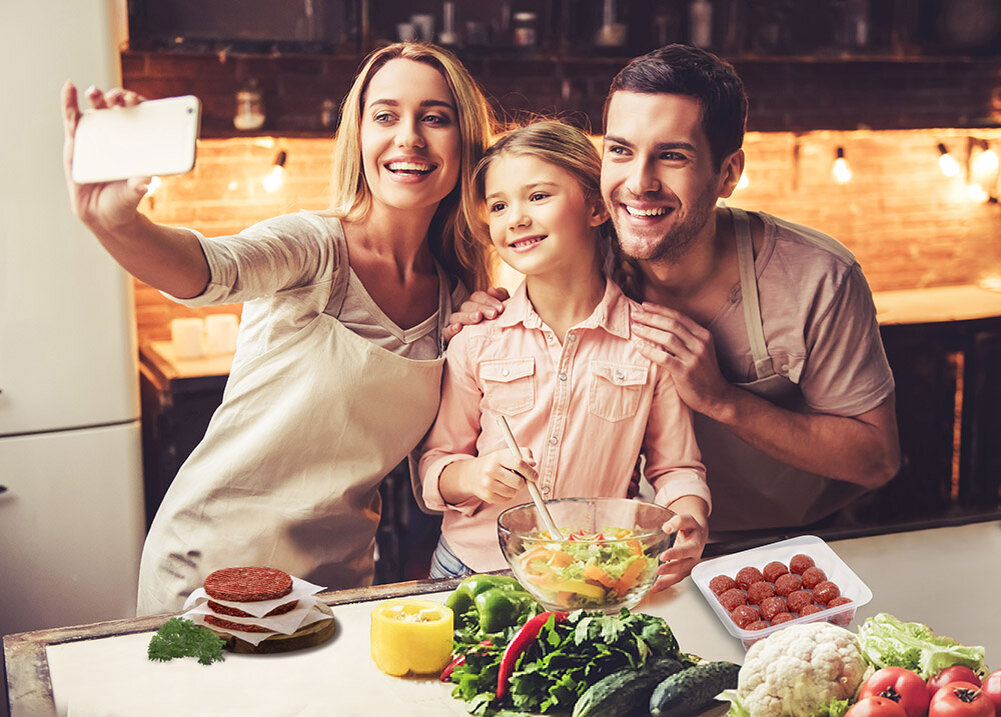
[588,361,648,422]
[479,357,536,416]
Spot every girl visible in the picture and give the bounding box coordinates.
[418,121,711,591]
[61,43,495,615]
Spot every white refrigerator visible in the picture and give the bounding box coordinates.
[1,0,145,658]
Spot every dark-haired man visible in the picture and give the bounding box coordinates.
[448,45,900,579]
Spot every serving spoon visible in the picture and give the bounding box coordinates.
[495,415,562,538]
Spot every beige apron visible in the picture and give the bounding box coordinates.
[698,208,865,534]
[137,231,448,615]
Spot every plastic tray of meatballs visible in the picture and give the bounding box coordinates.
[691,535,873,648]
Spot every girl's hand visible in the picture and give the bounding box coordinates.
[464,447,536,504]
[443,287,510,342]
[651,511,708,592]
[62,82,150,233]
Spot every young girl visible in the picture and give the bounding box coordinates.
[62,42,494,615]
[418,121,711,591]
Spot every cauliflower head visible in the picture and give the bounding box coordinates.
[734,622,868,717]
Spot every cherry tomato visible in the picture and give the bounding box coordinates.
[846,696,909,717]
[928,681,994,717]
[929,667,983,699]
[981,669,1001,715]
[859,667,931,717]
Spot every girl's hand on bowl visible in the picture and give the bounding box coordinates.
[652,510,709,592]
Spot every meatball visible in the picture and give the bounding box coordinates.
[812,581,841,605]
[709,574,738,596]
[745,620,769,631]
[746,581,776,605]
[789,553,815,575]
[827,596,853,625]
[735,566,764,590]
[718,588,747,611]
[801,566,828,589]
[827,595,852,608]
[771,612,796,625]
[730,604,760,628]
[762,560,789,583]
[758,595,787,621]
[798,603,824,616]
[786,589,813,614]
[773,572,802,596]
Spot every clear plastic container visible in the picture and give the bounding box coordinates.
[691,535,873,648]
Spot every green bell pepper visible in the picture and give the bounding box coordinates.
[446,574,539,634]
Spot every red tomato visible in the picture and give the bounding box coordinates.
[846,696,909,717]
[859,667,931,717]
[928,682,994,717]
[929,667,983,698]
[981,669,1001,715]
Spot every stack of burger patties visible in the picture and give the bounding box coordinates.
[183,566,328,643]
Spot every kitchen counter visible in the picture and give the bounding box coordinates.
[873,283,1001,326]
[6,521,1000,716]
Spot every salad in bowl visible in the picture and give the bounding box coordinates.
[497,497,674,612]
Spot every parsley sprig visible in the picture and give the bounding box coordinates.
[148,617,226,665]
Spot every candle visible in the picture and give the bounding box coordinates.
[370,599,453,677]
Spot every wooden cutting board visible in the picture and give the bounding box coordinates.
[211,603,337,654]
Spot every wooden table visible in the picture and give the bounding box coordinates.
[6,521,1001,716]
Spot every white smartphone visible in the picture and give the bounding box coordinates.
[71,95,201,184]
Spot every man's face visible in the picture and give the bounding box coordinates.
[600,91,723,263]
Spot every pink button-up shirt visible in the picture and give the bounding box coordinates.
[418,279,710,572]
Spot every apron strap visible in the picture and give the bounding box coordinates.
[433,263,451,356]
[731,207,775,380]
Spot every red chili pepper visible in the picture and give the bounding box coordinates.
[439,640,493,682]
[496,612,568,699]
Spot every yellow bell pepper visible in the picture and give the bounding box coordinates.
[370,599,453,677]
[545,577,607,599]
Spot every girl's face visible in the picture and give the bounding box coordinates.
[484,153,607,278]
[360,58,461,217]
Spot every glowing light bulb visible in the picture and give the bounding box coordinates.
[938,143,960,178]
[832,147,852,183]
[262,150,287,193]
[972,147,999,178]
[966,183,989,204]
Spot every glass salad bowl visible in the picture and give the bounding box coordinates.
[497,497,675,613]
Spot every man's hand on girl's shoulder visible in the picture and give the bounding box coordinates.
[444,287,510,342]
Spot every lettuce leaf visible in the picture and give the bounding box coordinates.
[857,613,987,679]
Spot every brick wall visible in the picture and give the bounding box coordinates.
[136,127,1001,344]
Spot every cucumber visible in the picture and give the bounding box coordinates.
[571,656,684,717]
[648,660,740,716]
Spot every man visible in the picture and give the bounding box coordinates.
[447,44,899,549]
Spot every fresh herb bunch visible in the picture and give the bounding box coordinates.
[147,617,226,666]
[448,608,691,715]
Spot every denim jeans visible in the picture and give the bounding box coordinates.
[429,536,475,579]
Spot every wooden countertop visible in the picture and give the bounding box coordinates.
[873,283,1001,325]
[6,521,1000,716]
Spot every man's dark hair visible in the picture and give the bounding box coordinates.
[603,44,748,171]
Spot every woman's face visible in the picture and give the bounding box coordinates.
[359,58,462,217]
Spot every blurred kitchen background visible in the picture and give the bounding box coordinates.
[4,0,1001,695]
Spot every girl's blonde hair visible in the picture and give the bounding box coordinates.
[327,42,495,292]
[471,120,612,273]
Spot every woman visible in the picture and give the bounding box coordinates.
[62,43,495,615]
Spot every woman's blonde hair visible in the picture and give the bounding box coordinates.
[471,120,611,273]
[326,42,495,292]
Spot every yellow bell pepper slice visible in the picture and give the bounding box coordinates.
[370,599,453,676]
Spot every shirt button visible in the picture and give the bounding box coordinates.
[501,368,510,377]
[567,334,576,342]
[548,436,558,445]
[614,370,625,381]
[781,364,789,372]
[558,372,567,381]
[546,334,554,342]
[541,485,551,495]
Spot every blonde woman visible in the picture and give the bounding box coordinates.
[62,43,495,615]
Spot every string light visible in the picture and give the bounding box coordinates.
[971,141,999,180]
[263,150,287,193]
[832,147,852,183]
[938,143,960,178]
